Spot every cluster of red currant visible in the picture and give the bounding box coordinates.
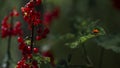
[21,0,59,41]
[17,36,55,68]
[1,9,23,38]
[16,0,59,68]
[17,36,39,68]
[21,0,41,26]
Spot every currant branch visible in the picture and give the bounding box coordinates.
[5,16,13,68]
[31,24,34,54]
[1,9,22,68]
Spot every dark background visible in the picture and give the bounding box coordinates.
[0,0,120,68]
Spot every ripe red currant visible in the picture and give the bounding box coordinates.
[18,37,24,43]
[36,0,41,5]
[36,36,42,41]
[33,48,39,53]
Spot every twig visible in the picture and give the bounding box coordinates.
[31,24,34,54]
[30,0,35,54]
[2,16,13,68]
[82,43,94,68]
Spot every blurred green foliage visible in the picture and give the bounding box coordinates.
[60,19,106,48]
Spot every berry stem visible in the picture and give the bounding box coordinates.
[5,16,13,68]
[31,24,34,54]
[30,0,36,54]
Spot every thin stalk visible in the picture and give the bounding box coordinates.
[29,24,34,64]
[30,0,36,53]
[5,32,12,68]
[3,16,13,68]
[31,24,34,54]
[82,44,93,68]
[98,48,104,68]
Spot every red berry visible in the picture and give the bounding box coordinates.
[33,48,39,53]
[27,46,31,51]
[26,46,32,54]
[10,9,19,16]
[27,1,34,8]
[15,21,21,27]
[36,0,41,5]
[34,19,41,25]
[36,36,42,40]
[23,63,29,68]
[3,16,9,22]
[18,43,26,50]
[43,12,53,26]
[22,57,27,61]
[52,7,60,18]
[27,54,32,59]
[1,27,8,38]
[18,37,24,43]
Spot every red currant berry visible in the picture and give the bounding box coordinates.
[52,7,60,18]
[26,46,32,54]
[23,63,29,68]
[36,0,41,5]
[36,36,42,41]
[18,37,24,43]
[18,43,26,50]
[15,21,21,27]
[10,9,19,16]
[33,48,39,53]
